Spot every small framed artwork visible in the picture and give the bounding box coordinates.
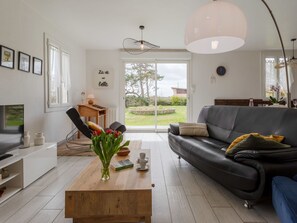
[0,45,15,69]
[18,51,31,72]
[94,68,113,89]
[33,57,42,75]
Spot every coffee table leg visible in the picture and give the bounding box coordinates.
[145,216,151,223]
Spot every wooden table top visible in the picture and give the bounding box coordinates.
[67,149,151,192]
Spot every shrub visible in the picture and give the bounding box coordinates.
[171,96,187,106]
[125,96,149,107]
[157,97,172,106]
[129,106,175,115]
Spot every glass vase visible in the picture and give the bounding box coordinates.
[101,162,111,181]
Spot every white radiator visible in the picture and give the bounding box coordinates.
[99,107,117,127]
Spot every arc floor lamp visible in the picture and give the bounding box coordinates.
[185,0,291,108]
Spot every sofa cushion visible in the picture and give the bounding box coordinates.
[169,123,180,135]
[168,134,258,191]
[87,121,103,131]
[272,176,297,223]
[226,134,290,157]
[198,106,297,147]
[179,122,209,137]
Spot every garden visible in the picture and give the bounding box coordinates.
[125,63,187,126]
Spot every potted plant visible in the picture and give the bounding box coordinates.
[91,129,130,181]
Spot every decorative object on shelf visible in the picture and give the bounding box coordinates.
[123,25,160,55]
[275,38,297,69]
[80,91,86,104]
[0,168,9,179]
[94,69,113,89]
[117,147,130,156]
[269,84,286,105]
[23,131,30,148]
[91,129,130,181]
[0,45,15,69]
[185,0,291,107]
[138,152,148,170]
[18,51,30,72]
[249,98,254,107]
[87,94,95,105]
[34,132,45,146]
[32,57,42,75]
[110,159,134,171]
[216,66,226,76]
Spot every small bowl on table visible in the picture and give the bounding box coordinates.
[117,147,130,156]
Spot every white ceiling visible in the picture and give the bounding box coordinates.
[23,0,297,51]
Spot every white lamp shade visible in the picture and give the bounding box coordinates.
[185,1,247,54]
[87,94,95,99]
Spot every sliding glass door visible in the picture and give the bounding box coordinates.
[124,61,188,131]
[156,63,187,130]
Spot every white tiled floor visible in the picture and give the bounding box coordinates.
[0,133,280,223]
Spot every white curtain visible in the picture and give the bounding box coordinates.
[49,45,60,89]
[62,52,71,90]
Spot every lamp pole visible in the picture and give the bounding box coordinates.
[260,0,291,108]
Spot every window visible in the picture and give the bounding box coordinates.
[45,34,71,112]
[264,55,286,98]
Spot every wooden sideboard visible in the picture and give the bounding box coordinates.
[214,99,272,106]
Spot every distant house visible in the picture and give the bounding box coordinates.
[171,87,187,97]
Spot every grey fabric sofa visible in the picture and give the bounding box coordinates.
[168,105,297,205]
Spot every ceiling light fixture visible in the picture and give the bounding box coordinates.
[185,0,291,108]
[123,25,160,55]
[185,0,247,54]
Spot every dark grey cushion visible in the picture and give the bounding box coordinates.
[169,123,180,135]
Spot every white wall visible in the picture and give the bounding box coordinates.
[86,50,262,124]
[86,50,121,109]
[0,1,86,143]
[191,51,262,121]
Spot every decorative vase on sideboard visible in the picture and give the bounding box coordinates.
[34,133,45,146]
[23,131,30,148]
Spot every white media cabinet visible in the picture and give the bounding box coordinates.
[0,143,57,204]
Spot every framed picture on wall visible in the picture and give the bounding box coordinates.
[33,57,42,75]
[0,45,15,69]
[18,51,31,72]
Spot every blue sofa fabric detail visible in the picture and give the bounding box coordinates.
[272,176,297,223]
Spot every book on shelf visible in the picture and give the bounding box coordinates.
[111,159,134,171]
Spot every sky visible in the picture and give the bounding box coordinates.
[156,63,187,97]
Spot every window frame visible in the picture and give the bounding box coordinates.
[44,33,71,112]
[261,51,286,99]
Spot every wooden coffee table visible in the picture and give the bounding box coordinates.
[65,149,152,223]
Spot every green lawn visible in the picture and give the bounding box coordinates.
[125,106,187,126]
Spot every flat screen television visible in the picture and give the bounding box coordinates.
[0,104,24,159]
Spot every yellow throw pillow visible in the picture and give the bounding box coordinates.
[269,135,284,143]
[179,122,209,137]
[87,121,103,131]
[226,134,290,157]
[226,133,285,154]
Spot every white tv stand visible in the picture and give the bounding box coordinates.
[0,143,57,204]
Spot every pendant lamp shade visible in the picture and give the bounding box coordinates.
[185,1,247,54]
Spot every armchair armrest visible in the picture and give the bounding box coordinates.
[169,123,180,135]
[234,147,297,163]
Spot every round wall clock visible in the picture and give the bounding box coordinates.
[216,66,226,76]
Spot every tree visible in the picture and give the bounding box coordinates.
[125,63,163,107]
